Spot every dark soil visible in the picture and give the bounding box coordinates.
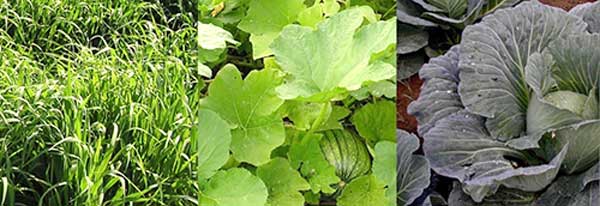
[539,0,596,10]
[397,75,423,134]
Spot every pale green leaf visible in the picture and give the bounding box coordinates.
[303,192,320,205]
[367,81,396,98]
[288,133,340,194]
[319,105,350,131]
[201,65,285,165]
[298,2,323,28]
[284,102,349,131]
[197,109,232,180]
[284,101,331,131]
[199,168,268,206]
[199,22,239,50]
[337,175,388,206]
[238,0,306,59]
[248,33,280,59]
[372,141,396,206]
[351,101,396,144]
[257,158,311,206]
[199,63,212,78]
[322,0,340,17]
[272,7,395,101]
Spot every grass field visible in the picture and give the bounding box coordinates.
[0,0,199,205]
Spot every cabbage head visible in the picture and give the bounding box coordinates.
[409,1,600,204]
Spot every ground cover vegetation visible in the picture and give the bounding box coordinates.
[198,0,398,205]
[0,0,199,205]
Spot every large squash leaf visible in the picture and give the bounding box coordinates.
[372,141,396,206]
[271,7,395,102]
[199,168,268,206]
[198,22,239,78]
[337,175,388,206]
[256,158,311,206]
[197,109,232,180]
[238,0,306,59]
[288,133,340,194]
[200,65,285,166]
[351,101,396,144]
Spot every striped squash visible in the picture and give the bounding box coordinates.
[319,129,372,184]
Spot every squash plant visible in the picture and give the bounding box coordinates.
[198,1,397,205]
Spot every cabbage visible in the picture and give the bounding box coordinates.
[409,1,600,204]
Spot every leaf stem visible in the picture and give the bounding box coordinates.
[307,102,331,136]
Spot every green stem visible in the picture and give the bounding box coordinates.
[381,4,397,19]
[307,102,331,136]
[344,0,351,9]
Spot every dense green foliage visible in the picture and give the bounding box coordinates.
[0,0,199,205]
[198,1,397,205]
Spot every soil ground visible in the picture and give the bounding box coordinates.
[539,0,596,10]
[397,75,422,134]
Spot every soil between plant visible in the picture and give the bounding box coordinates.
[539,0,596,10]
[397,75,423,134]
